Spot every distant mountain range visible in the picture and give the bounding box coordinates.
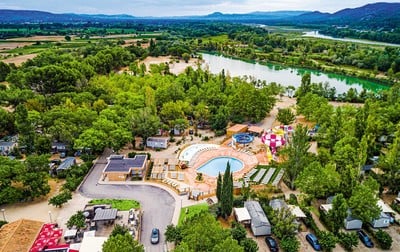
[0,2,400,29]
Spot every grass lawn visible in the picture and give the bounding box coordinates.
[178,203,209,226]
[89,199,140,211]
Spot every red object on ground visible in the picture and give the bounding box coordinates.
[29,223,64,252]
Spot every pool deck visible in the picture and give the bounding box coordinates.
[185,147,259,192]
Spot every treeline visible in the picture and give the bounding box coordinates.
[320,26,400,45]
[214,28,400,82]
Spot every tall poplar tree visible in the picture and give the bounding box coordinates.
[221,162,233,219]
[216,173,222,201]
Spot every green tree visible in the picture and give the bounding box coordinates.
[375,229,392,250]
[276,108,296,125]
[164,224,182,245]
[348,180,381,223]
[102,233,144,252]
[231,221,246,243]
[240,238,259,252]
[216,173,222,202]
[48,190,72,208]
[280,236,300,252]
[211,238,244,252]
[0,61,11,82]
[317,231,338,252]
[110,224,130,237]
[338,232,358,251]
[175,211,236,251]
[271,208,298,239]
[328,194,348,234]
[295,162,340,199]
[34,135,52,155]
[296,73,311,98]
[182,53,190,63]
[67,211,86,229]
[221,162,233,219]
[280,124,311,190]
[379,127,400,193]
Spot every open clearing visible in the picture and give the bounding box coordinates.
[0,42,34,52]
[2,53,37,66]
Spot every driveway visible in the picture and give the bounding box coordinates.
[79,149,175,252]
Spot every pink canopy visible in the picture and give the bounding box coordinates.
[261,133,286,148]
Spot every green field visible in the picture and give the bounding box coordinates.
[89,199,140,210]
[178,203,209,225]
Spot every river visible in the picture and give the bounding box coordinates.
[201,53,389,94]
[303,31,400,48]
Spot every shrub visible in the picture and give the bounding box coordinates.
[215,130,226,137]
[280,236,300,252]
[0,221,8,228]
[338,232,358,251]
[288,194,298,205]
[233,196,245,207]
[202,136,209,141]
[374,229,392,250]
[240,238,259,252]
[317,230,337,252]
[128,152,136,158]
[176,140,182,145]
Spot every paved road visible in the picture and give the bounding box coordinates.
[79,149,175,252]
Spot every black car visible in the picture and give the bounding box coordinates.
[265,236,279,252]
[151,228,160,244]
[357,230,374,248]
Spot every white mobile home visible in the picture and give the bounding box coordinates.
[244,201,271,236]
[146,137,169,149]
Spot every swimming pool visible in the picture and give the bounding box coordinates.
[197,157,244,177]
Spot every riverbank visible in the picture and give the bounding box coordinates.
[200,50,393,90]
[201,53,389,94]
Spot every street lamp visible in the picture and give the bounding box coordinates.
[48,211,53,223]
[1,209,5,222]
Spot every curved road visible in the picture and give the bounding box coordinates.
[79,149,175,252]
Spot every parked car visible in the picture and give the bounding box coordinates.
[357,230,374,248]
[151,228,160,244]
[265,236,279,252]
[306,233,321,251]
[129,209,135,222]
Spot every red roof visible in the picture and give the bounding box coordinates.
[30,223,63,252]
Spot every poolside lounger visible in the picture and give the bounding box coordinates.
[272,169,285,186]
[261,168,276,184]
[253,169,267,182]
[171,172,177,179]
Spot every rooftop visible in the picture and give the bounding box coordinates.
[93,208,118,222]
[104,155,147,173]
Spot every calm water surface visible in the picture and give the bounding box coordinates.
[201,53,389,94]
[197,157,243,177]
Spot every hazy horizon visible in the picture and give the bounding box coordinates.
[0,1,399,17]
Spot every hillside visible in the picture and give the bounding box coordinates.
[295,2,400,28]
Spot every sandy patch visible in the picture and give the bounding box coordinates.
[0,42,34,52]
[7,36,68,42]
[90,34,138,39]
[2,53,37,66]
[141,56,201,75]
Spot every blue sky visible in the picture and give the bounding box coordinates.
[0,0,398,17]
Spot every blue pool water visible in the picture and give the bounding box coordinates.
[197,157,244,177]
